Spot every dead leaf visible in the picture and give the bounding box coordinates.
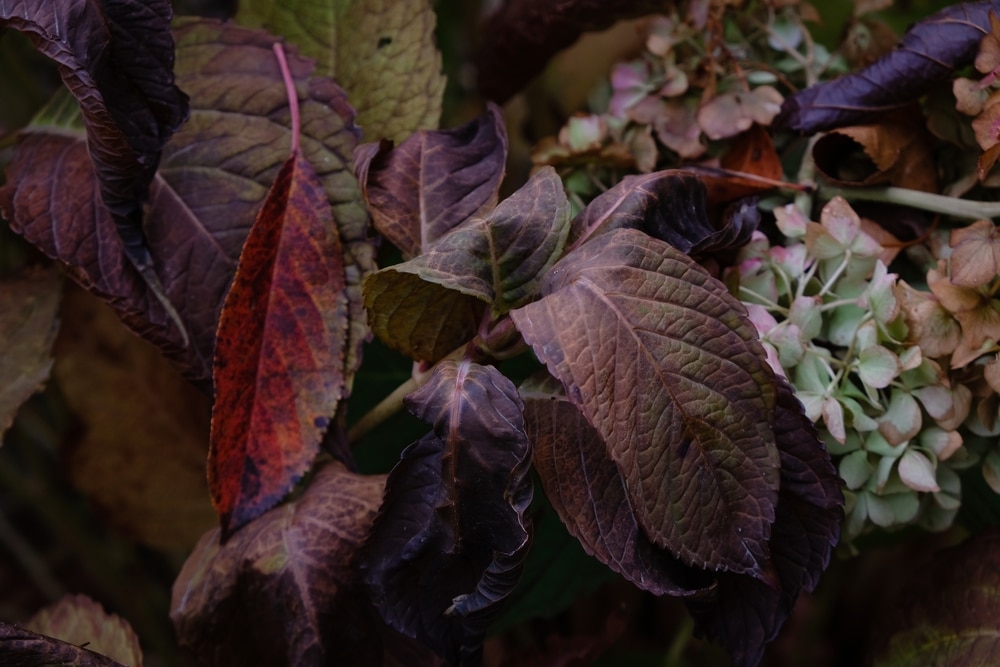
[26,594,143,667]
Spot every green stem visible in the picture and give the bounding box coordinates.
[821,184,1000,220]
[663,614,695,667]
[347,374,420,446]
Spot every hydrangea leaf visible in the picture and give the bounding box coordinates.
[510,228,781,575]
[237,0,444,143]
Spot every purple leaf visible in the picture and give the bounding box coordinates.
[510,228,781,576]
[776,1,999,133]
[362,361,533,665]
[687,380,843,667]
[354,103,507,259]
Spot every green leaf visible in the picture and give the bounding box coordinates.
[236,0,445,143]
[871,529,1000,667]
[510,228,781,575]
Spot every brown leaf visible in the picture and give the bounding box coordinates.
[26,594,143,667]
[950,218,1000,286]
[354,103,508,259]
[210,69,350,537]
[171,462,387,667]
[0,266,61,438]
[55,287,215,551]
[0,620,128,667]
[697,87,784,141]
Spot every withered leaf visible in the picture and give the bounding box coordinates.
[56,287,215,551]
[354,103,507,259]
[777,1,1000,133]
[0,621,127,667]
[475,0,679,104]
[210,104,349,536]
[2,19,372,390]
[0,266,61,438]
[510,228,781,575]
[26,594,143,667]
[0,0,188,280]
[171,462,387,667]
[364,166,570,361]
[237,0,445,143]
[362,361,533,665]
[870,528,1000,667]
[521,372,715,597]
[687,380,842,667]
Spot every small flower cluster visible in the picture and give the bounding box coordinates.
[729,198,1000,542]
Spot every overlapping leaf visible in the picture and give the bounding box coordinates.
[566,170,758,255]
[475,0,675,104]
[237,0,445,143]
[364,166,570,361]
[521,372,716,597]
[355,103,507,259]
[27,594,143,667]
[0,0,188,279]
[777,1,1000,133]
[510,228,781,575]
[870,528,1000,667]
[687,381,843,667]
[0,266,61,438]
[171,462,389,667]
[0,622,128,667]
[361,361,533,665]
[2,19,372,389]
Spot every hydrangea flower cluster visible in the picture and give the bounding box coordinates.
[729,197,1000,542]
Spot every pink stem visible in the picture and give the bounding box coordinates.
[272,43,301,154]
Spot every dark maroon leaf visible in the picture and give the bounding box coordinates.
[687,380,843,667]
[869,528,1000,667]
[475,0,670,104]
[0,621,126,667]
[354,103,507,259]
[2,20,371,389]
[520,372,716,598]
[566,170,758,259]
[776,1,999,133]
[511,228,780,575]
[362,361,533,665]
[171,462,391,667]
[0,0,188,298]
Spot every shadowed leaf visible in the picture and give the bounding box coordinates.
[475,0,673,104]
[2,19,372,390]
[687,380,843,667]
[237,0,445,143]
[510,228,781,575]
[0,0,188,284]
[354,104,507,259]
[566,170,757,257]
[0,266,61,438]
[56,287,215,551]
[26,594,143,667]
[171,462,388,667]
[209,70,350,536]
[362,361,533,665]
[521,372,716,597]
[0,621,128,667]
[870,528,1000,667]
[776,1,999,133]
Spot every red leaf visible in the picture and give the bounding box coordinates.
[209,143,349,536]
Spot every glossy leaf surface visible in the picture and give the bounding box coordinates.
[237,0,445,143]
[777,1,999,133]
[0,266,61,437]
[510,228,781,574]
[210,136,349,535]
[172,462,387,667]
[0,0,188,273]
[521,372,715,597]
[354,104,507,259]
[362,361,533,665]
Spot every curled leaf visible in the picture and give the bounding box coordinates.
[511,228,781,575]
[362,361,533,665]
[777,1,998,133]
